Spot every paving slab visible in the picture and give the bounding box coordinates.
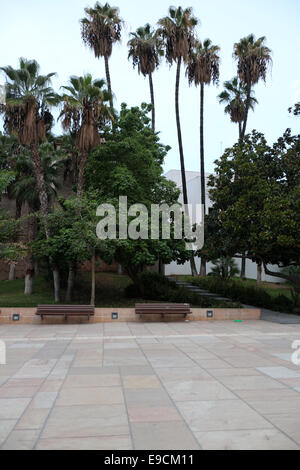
[1,320,300,450]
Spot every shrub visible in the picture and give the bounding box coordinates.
[211,257,240,281]
[125,271,240,308]
[191,276,294,313]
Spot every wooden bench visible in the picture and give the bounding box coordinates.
[36,305,95,321]
[135,303,191,319]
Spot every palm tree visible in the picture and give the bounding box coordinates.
[187,39,220,276]
[157,6,198,276]
[59,74,113,200]
[218,77,258,280]
[81,2,122,108]
[10,143,62,294]
[59,74,112,302]
[233,34,272,138]
[128,24,162,132]
[0,58,61,300]
[218,77,258,139]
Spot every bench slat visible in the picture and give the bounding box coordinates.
[36,305,95,319]
[135,303,191,317]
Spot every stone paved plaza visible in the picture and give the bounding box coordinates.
[1,320,300,450]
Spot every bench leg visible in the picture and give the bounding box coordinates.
[64,315,67,321]
[41,315,44,321]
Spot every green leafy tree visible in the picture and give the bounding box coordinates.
[208,130,300,290]
[85,103,191,287]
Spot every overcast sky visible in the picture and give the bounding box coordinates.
[0,0,299,173]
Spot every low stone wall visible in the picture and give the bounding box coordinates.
[0,307,261,324]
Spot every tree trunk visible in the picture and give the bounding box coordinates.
[8,263,16,281]
[24,272,34,295]
[241,84,251,138]
[175,57,197,277]
[104,54,113,109]
[15,197,22,220]
[24,259,34,295]
[91,248,96,306]
[117,264,123,275]
[257,260,263,286]
[77,151,88,201]
[34,260,39,277]
[65,263,75,302]
[199,83,206,277]
[53,269,60,303]
[175,57,188,208]
[149,72,155,132]
[238,122,242,140]
[31,144,50,237]
[200,259,207,277]
[31,144,60,301]
[240,254,247,280]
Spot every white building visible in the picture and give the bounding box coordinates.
[164,170,283,283]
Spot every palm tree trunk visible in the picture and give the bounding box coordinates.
[15,197,22,220]
[91,247,96,306]
[238,122,242,140]
[24,206,36,295]
[9,198,22,281]
[104,54,113,109]
[241,84,251,138]
[77,151,88,200]
[200,83,206,277]
[149,72,155,132]
[175,57,188,207]
[31,144,60,302]
[175,57,197,277]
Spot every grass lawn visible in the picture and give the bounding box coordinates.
[0,272,240,309]
[0,273,138,308]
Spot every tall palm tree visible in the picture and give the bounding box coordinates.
[157,6,198,276]
[218,77,258,139]
[59,74,112,302]
[0,58,61,300]
[81,2,122,108]
[218,77,258,281]
[0,58,58,236]
[233,34,272,137]
[10,143,62,294]
[128,24,162,132]
[187,39,220,276]
[59,74,113,200]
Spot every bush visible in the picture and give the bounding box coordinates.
[191,276,294,313]
[211,257,240,281]
[125,271,240,308]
